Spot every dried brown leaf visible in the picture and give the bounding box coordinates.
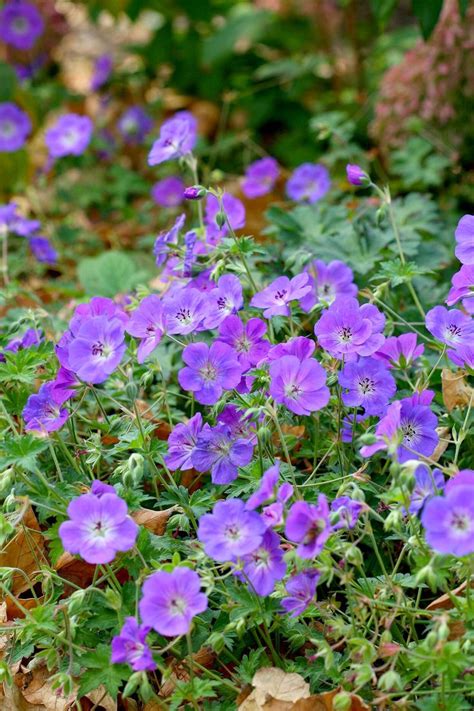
[441,369,474,412]
[132,507,174,536]
[14,664,75,711]
[430,426,451,462]
[0,505,45,596]
[238,667,311,710]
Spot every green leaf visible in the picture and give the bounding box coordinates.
[412,0,443,39]
[373,259,432,287]
[370,0,398,26]
[202,9,271,64]
[77,646,128,698]
[77,251,147,297]
[0,61,17,101]
[458,0,469,17]
[0,434,48,472]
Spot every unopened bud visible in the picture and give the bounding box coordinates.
[215,211,226,228]
[184,185,207,200]
[378,670,403,691]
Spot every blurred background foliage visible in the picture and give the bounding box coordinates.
[1,0,473,212]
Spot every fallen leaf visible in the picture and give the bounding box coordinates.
[132,507,175,536]
[14,664,75,711]
[238,667,310,710]
[441,369,474,412]
[54,552,96,590]
[160,647,215,698]
[0,505,45,597]
[430,426,451,462]
[83,685,116,711]
[426,580,470,611]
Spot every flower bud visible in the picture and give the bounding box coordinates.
[125,381,138,402]
[415,563,437,591]
[215,210,226,228]
[345,545,363,567]
[333,691,352,711]
[378,670,403,691]
[184,185,207,200]
[68,589,87,615]
[384,509,403,532]
[346,163,369,187]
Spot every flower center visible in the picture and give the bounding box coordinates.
[63,129,79,148]
[338,326,353,343]
[450,511,471,535]
[199,362,217,382]
[92,340,111,358]
[274,289,288,303]
[225,524,242,541]
[168,596,187,616]
[318,283,334,301]
[235,336,251,353]
[0,121,15,138]
[12,17,29,34]
[303,519,326,545]
[284,382,302,400]
[175,307,192,324]
[217,295,230,311]
[445,323,462,341]
[251,547,271,569]
[358,377,375,395]
[125,641,145,662]
[400,419,420,447]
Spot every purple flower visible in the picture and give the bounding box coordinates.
[148,111,197,166]
[23,382,69,434]
[90,480,116,497]
[178,341,242,405]
[59,491,138,564]
[449,344,474,369]
[126,295,164,363]
[286,163,330,203]
[50,367,79,404]
[197,498,265,562]
[446,265,474,313]
[191,423,253,484]
[361,391,439,463]
[0,202,40,236]
[241,530,286,596]
[69,296,128,333]
[339,357,396,416]
[421,486,474,556]
[217,404,257,442]
[281,569,320,617]
[246,463,280,510]
[90,54,113,92]
[455,215,474,265]
[0,103,31,152]
[261,503,284,528]
[346,164,368,186]
[165,413,203,471]
[151,176,185,208]
[67,315,126,384]
[153,211,184,261]
[250,273,311,318]
[205,193,246,244]
[330,496,364,530]
[117,106,153,144]
[45,114,93,158]
[139,567,208,637]
[203,274,243,329]
[269,355,329,416]
[425,306,474,353]
[162,286,208,335]
[28,236,57,264]
[1,327,42,361]
[111,617,156,671]
[314,298,385,361]
[0,1,44,50]
[184,186,206,200]
[445,470,474,494]
[374,333,424,369]
[217,316,269,371]
[242,157,279,199]
[408,465,445,515]
[299,260,358,312]
[268,337,315,363]
[285,497,332,559]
